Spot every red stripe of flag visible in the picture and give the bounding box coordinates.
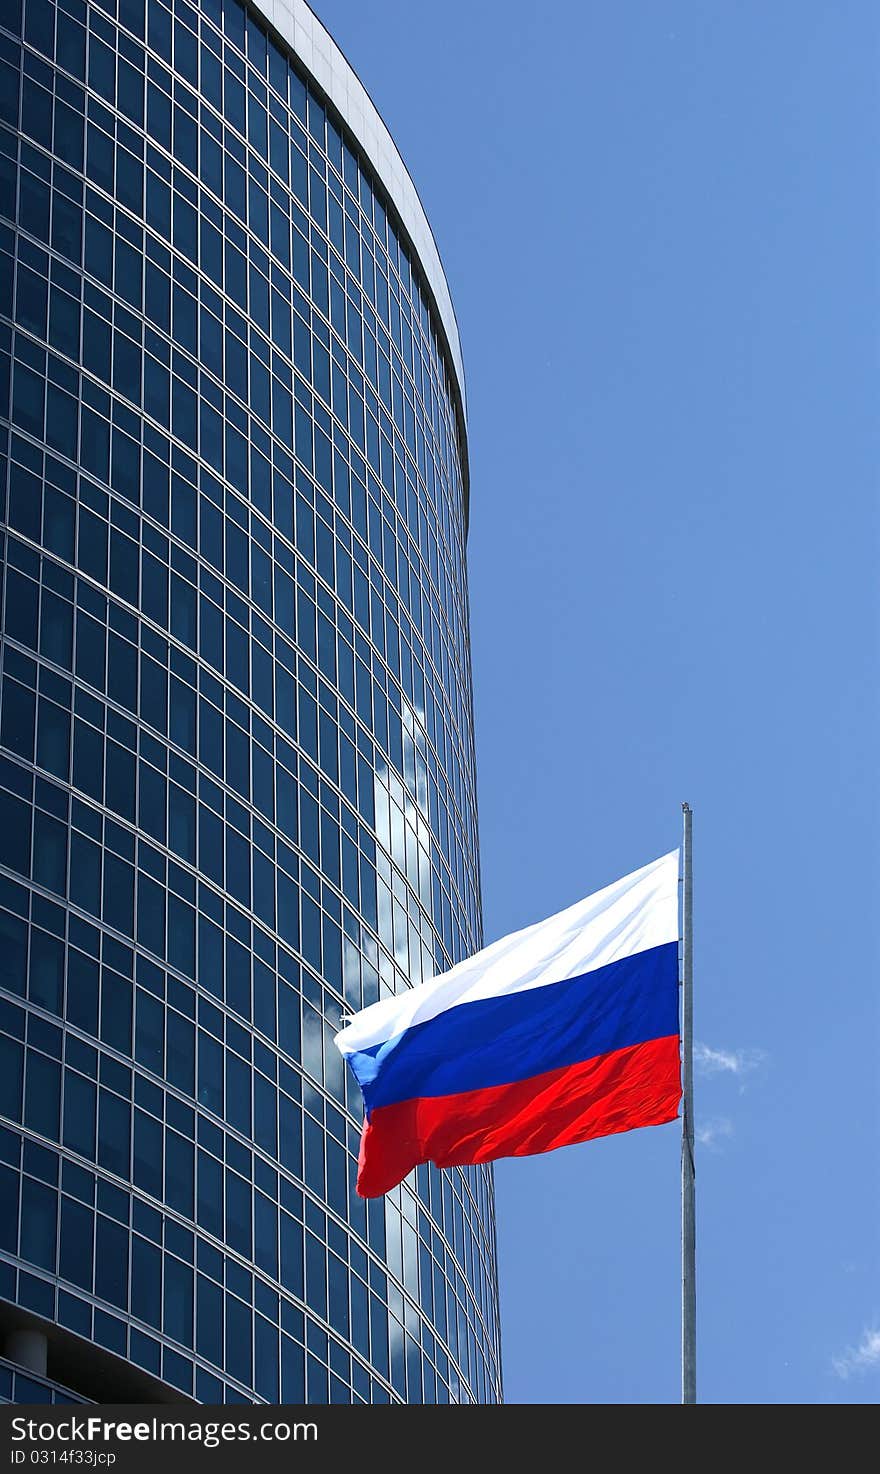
[356,1033,682,1197]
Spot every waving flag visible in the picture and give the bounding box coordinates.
[335,851,681,1197]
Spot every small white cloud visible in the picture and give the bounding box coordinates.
[695,1117,734,1150]
[694,1042,766,1077]
[832,1328,880,1380]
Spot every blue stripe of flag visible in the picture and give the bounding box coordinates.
[348,940,679,1111]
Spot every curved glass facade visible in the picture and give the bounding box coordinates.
[0,0,501,1404]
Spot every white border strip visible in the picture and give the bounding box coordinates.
[253,0,467,422]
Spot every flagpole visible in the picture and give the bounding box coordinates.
[681,802,696,1404]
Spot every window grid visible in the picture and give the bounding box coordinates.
[0,0,501,1406]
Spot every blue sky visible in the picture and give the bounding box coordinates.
[316,1,879,1403]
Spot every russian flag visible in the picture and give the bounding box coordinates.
[335,852,682,1197]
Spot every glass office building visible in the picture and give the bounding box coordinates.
[0,0,502,1404]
